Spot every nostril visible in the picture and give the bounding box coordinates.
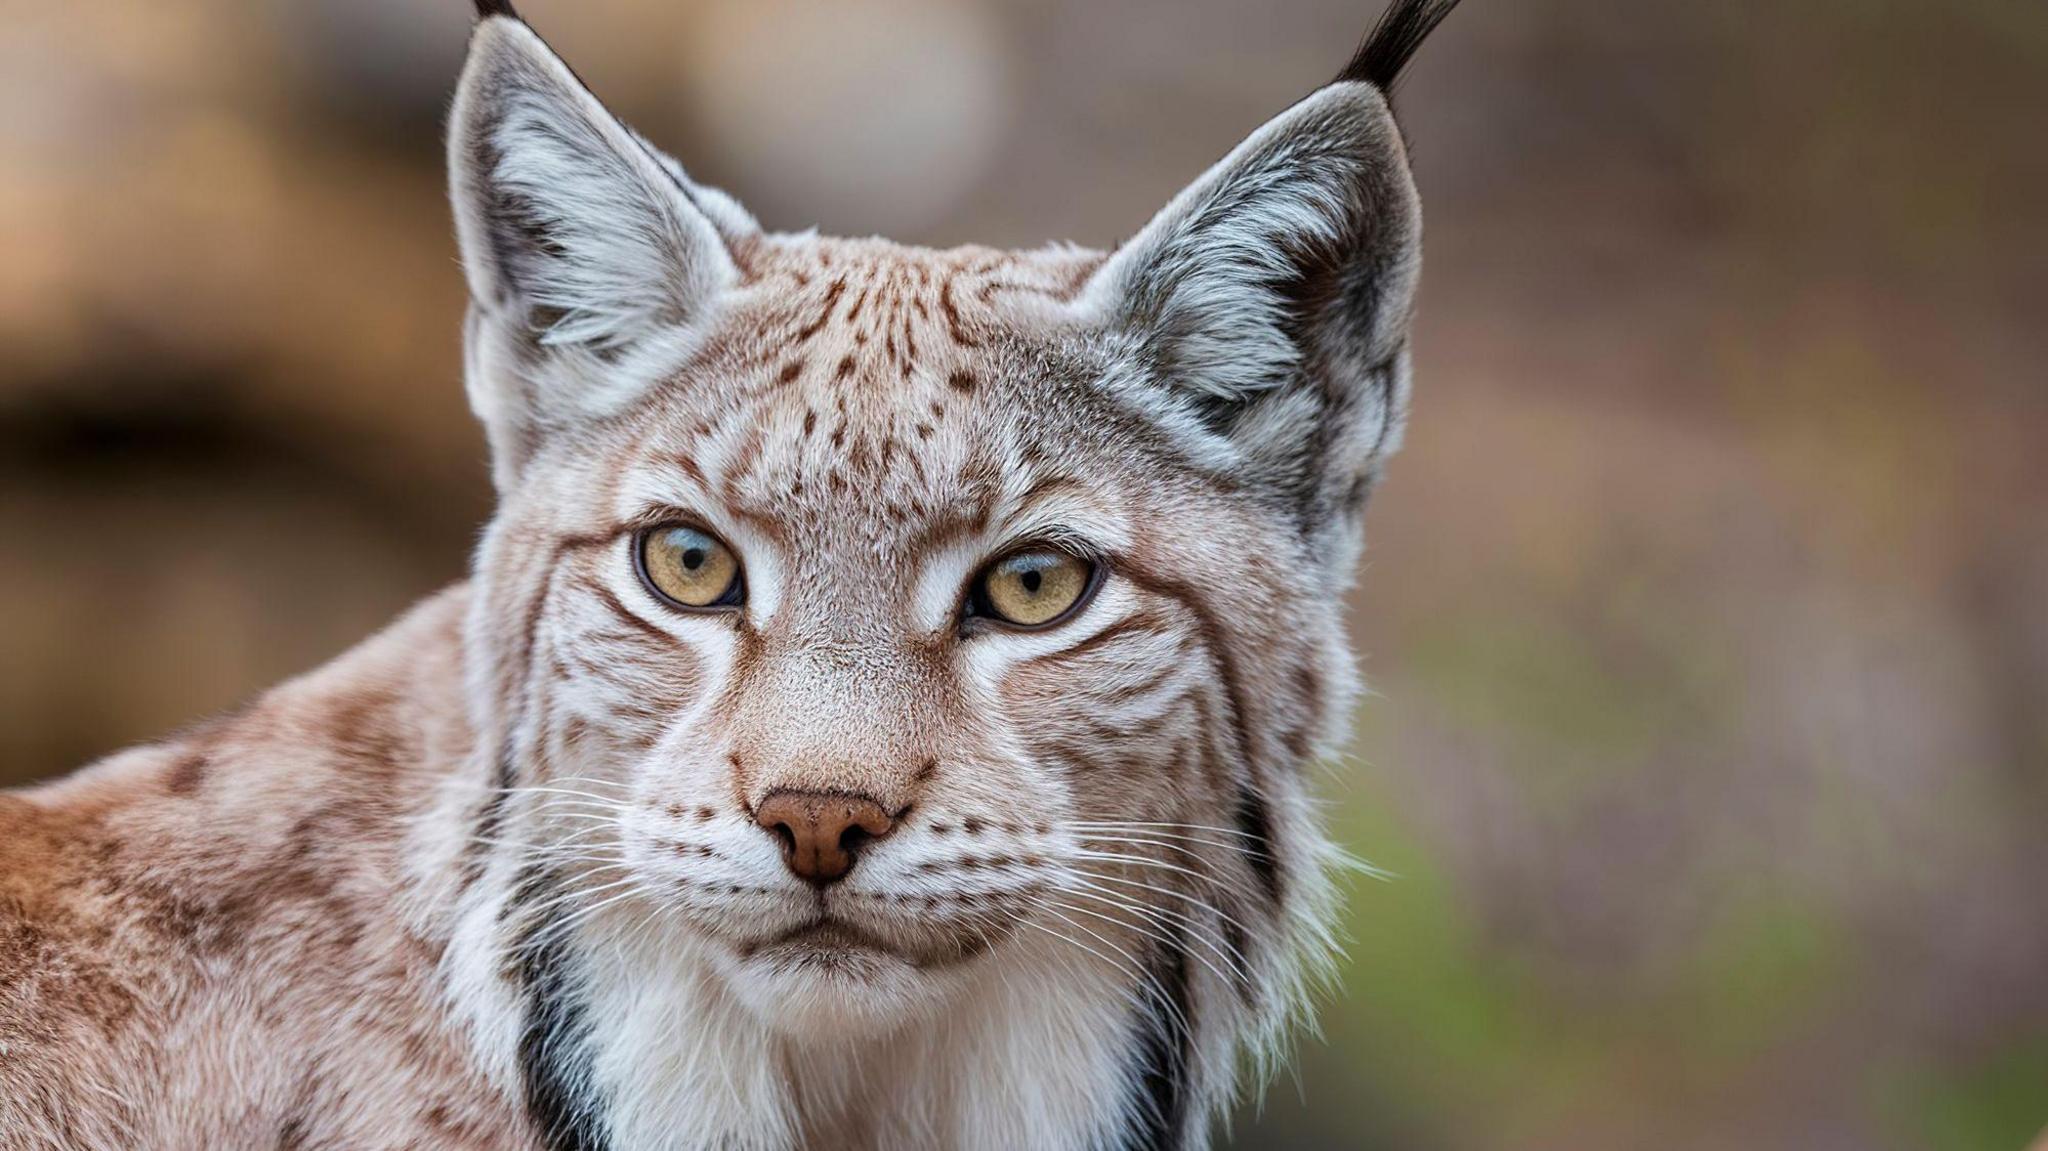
[753,790,896,886]
[837,824,873,856]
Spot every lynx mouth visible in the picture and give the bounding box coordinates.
[734,914,1001,974]
[716,914,956,1038]
[756,918,892,956]
[732,917,915,987]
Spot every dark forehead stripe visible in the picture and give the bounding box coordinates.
[938,273,981,348]
[930,251,1099,350]
[792,276,846,344]
[697,242,1109,437]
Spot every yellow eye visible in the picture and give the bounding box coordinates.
[973,549,1096,629]
[637,526,743,609]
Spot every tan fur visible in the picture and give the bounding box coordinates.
[1,592,528,1149]
[1,5,1451,1146]
[1,236,1348,1151]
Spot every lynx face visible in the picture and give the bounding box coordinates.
[445,4,1435,1144]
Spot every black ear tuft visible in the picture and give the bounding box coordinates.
[473,0,520,20]
[1337,0,1461,91]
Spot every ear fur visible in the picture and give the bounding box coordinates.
[1082,81,1423,560]
[449,14,749,488]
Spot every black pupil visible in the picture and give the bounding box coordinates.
[682,547,705,571]
[1019,569,1043,594]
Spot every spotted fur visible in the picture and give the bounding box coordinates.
[0,3,1457,1148]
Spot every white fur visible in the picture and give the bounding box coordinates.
[424,15,1425,1151]
[1081,82,1419,409]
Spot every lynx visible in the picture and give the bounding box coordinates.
[0,1,1458,1147]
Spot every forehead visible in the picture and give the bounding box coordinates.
[613,238,1129,557]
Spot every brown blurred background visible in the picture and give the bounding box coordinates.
[3,1,2044,1147]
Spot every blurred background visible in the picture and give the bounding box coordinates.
[3,1,2043,1147]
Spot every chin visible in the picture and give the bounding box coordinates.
[712,929,944,1040]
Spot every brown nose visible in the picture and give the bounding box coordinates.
[753,791,896,886]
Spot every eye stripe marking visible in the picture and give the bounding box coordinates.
[1019,610,1174,667]
[586,581,671,644]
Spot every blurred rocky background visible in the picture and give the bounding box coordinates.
[2,1,2043,1147]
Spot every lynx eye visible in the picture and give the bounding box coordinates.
[969,549,1097,630]
[635,525,743,610]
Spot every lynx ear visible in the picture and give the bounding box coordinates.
[1087,0,1459,563]
[1082,79,1422,554]
[449,12,752,488]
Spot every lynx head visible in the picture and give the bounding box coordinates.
[448,0,1449,1139]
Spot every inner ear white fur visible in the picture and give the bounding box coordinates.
[1077,81,1422,563]
[448,15,750,488]
[1081,82,1420,407]
[450,16,737,347]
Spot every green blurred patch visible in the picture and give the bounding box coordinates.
[1405,611,1660,754]
[1880,1038,2048,1151]
[1396,601,1730,812]
[1277,748,1616,1144]
[1666,891,1851,1069]
[1275,705,1860,1146]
